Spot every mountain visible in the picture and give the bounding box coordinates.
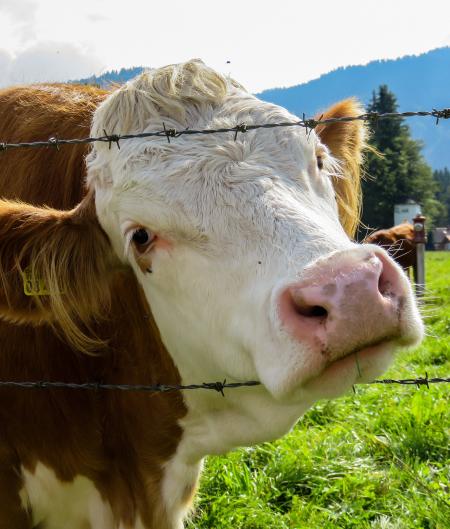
[74,66,145,87]
[257,47,450,170]
[74,48,450,169]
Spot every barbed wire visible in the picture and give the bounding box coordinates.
[371,375,450,387]
[0,108,449,152]
[0,379,259,396]
[0,374,448,396]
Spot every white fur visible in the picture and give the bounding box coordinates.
[161,454,203,529]
[20,463,114,529]
[85,60,423,527]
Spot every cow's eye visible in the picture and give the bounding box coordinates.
[131,228,154,251]
[317,155,324,171]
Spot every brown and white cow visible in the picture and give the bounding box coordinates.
[0,60,423,528]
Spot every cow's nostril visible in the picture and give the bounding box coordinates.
[309,305,328,318]
[295,303,328,319]
[377,260,396,299]
[378,274,389,297]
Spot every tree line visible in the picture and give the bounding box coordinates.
[360,85,449,233]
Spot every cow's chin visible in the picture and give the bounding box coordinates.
[263,343,396,404]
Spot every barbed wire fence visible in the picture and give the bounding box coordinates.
[0,107,449,393]
[0,375,449,395]
[0,108,449,152]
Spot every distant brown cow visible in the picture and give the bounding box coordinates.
[364,223,416,274]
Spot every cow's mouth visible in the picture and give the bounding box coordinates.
[301,341,396,398]
[320,334,398,364]
[258,339,399,404]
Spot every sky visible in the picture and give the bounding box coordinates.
[0,0,449,92]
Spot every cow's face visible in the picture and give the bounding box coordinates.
[88,61,422,410]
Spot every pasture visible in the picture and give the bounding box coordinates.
[189,252,450,529]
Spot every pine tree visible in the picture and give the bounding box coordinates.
[433,168,450,225]
[360,85,439,232]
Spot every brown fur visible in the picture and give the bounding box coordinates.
[315,98,368,238]
[0,82,366,527]
[0,84,185,528]
[364,223,416,271]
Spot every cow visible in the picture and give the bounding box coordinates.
[0,60,423,529]
[364,223,416,274]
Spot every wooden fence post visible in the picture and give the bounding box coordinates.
[413,214,426,297]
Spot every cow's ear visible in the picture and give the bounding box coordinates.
[315,98,368,237]
[0,194,117,352]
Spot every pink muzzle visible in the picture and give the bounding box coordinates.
[278,248,409,361]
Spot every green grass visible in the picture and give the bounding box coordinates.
[188,252,450,529]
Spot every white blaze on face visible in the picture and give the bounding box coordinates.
[88,60,422,454]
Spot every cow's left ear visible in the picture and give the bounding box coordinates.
[0,193,118,352]
[315,98,368,237]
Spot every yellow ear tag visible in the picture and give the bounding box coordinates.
[22,267,50,296]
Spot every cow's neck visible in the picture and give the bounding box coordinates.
[160,375,310,527]
[139,287,313,527]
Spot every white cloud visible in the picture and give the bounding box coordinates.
[0,0,37,22]
[0,49,12,83]
[0,42,103,87]
[0,0,38,43]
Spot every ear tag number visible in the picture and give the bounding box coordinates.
[22,268,50,296]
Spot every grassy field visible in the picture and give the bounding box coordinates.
[188,252,450,529]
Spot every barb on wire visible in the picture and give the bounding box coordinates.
[234,122,248,141]
[431,108,450,124]
[103,129,120,150]
[302,112,318,139]
[0,375,448,395]
[48,135,60,150]
[0,108,448,152]
[163,122,178,144]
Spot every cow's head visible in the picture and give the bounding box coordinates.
[0,60,423,447]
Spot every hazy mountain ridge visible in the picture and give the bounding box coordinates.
[74,48,450,168]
